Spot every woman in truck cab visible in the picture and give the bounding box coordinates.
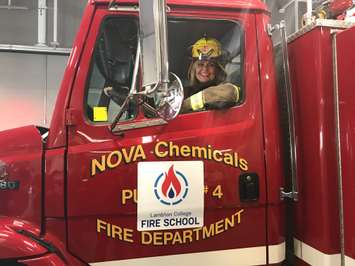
[180,37,241,113]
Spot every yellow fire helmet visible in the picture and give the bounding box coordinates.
[191,37,222,60]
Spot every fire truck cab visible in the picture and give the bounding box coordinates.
[1,0,355,265]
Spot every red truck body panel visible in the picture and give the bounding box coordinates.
[0,126,43,227]
[255,12,285,247]
[93,0,268,12]
[287,25,342,263]
[337,25,355,262]
[0,125,42,158]
[0,218,46,259]
[45,148,66,218]
[0,217,85,265]
[18,254,66,266]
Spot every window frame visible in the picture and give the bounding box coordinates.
[82,14,246,127]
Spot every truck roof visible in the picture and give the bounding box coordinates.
[92,0,268,12]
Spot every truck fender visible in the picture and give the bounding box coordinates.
[0,217,47,259]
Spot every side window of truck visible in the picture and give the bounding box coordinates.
[84,17,243,123]
[142,19,243,118]
[166,19,244,115]
[85,17,138,123]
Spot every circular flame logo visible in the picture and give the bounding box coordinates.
[154,165,189,205]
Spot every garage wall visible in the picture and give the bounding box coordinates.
[0,0,87,47]
[0,52,68,131]
[0,0,84,131]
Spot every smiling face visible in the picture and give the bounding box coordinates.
[195,60,217,83]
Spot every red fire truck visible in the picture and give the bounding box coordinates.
[0,0,354,265]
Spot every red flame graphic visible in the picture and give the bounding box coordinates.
[162,165,181,198]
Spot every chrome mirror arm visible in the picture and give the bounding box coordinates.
[130,40,141,94]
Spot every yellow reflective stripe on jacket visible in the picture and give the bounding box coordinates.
[232,84,241,103]
[190,91,204,111]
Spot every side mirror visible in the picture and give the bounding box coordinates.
[138,0,183,120]
[110,0,183,131]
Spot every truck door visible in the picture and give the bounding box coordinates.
[65,7,269,265]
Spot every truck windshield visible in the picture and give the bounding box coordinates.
[84,17,243,123]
